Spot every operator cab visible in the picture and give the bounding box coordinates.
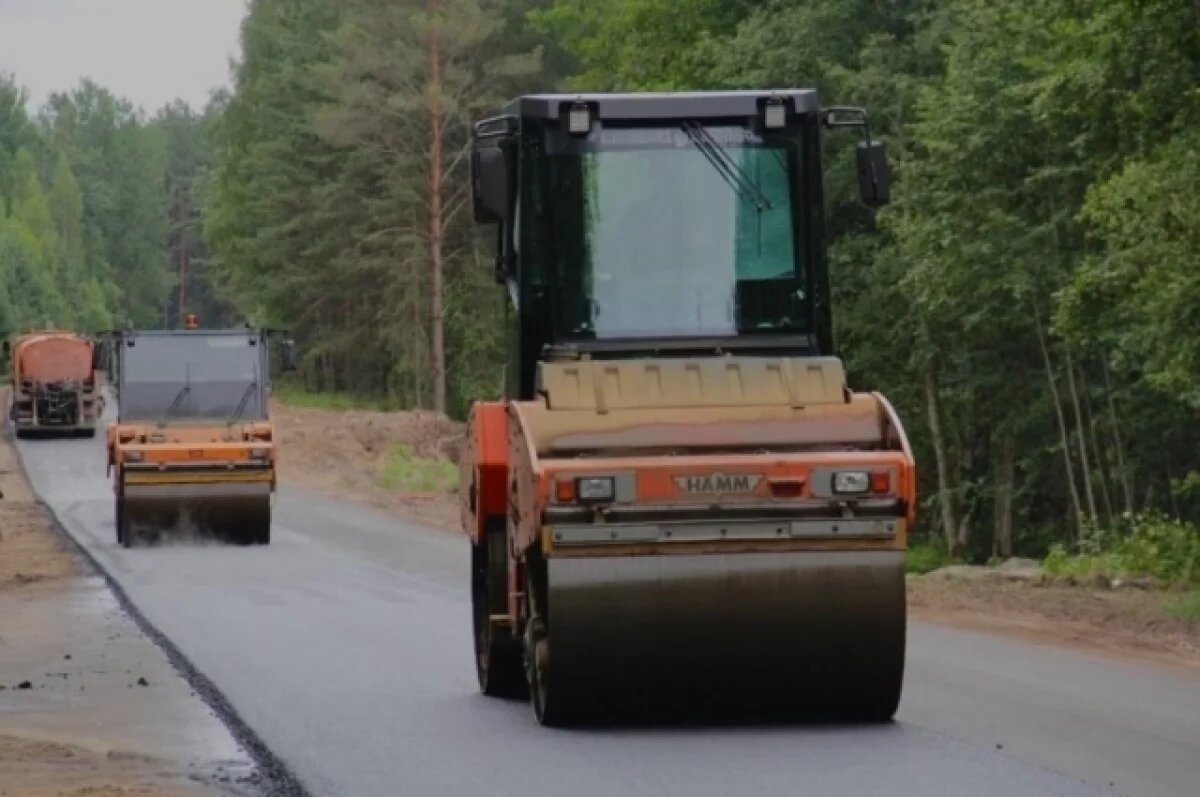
[112,329,274,426]
[472,91,889,400]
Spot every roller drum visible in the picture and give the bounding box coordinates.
[541,550,905,722]
[120,490,271,547]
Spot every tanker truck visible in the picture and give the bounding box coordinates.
[4,330,103,437]
[459,90,916,726]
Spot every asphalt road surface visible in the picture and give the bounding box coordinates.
[15,424,1200,797]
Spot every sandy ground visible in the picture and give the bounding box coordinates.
[0,404,253,797]
[272,400,461,531]
[269,399,1200,674]
[909,574,1200,674]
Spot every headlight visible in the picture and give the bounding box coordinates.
[577,476,615,502]
[832,470,870,495]
[125,450,145,462]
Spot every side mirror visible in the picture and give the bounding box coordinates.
[472,144,511,224]
[856,140,890,207]
[280,339,299,373]
[1,340,9,357]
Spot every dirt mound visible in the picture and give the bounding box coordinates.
[272,400,464,530]
[909,576,1200,673]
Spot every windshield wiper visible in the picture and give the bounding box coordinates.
[158,384,191,428]
[681,121,773,212]
[227,382,258,426]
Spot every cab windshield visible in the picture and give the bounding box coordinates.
[538,124,807,340]
[118,334,265,422]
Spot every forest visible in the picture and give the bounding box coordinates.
[2,0,1199,565]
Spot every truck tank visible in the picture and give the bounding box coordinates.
[8,331,102,437]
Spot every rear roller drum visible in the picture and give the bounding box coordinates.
[531,550,907,724]
[471,521,525,698]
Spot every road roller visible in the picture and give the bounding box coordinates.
[461,91,916,726]
[104,322,297,548]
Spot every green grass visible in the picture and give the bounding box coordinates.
[907,540,954,574]
[1041,513,1200,588]
[377,445,458,494]
[1166,591,1200,623]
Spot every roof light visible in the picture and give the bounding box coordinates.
[763,99,787,130]
[567,102,591,135]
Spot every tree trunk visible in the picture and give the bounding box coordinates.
[426,6,447,414]
[923,360,958,555]
[993,427,1015,559]
[1101,358,1134,516]
[1033,303,1083,540]
[1167,465,1181,518]
[1064,348,1099,527]
[1079,360,1114,525]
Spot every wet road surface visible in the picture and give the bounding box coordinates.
[15,427,1200,797]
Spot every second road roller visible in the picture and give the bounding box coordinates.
[105,318,296,548]
[460,90,917,725]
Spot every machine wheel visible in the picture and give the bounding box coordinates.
[526,617,562,727]
[471,520,525,698]
[115,497,132,548]
[523,556,575,727]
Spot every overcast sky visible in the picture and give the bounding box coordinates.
[0,0,249,112]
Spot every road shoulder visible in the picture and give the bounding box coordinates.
[0,418,257,796]
[909,573,1200,675]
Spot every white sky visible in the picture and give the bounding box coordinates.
[0,0,249,112]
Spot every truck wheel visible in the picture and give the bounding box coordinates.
[472,522,525,698]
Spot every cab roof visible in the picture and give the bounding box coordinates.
[118,328,263,338]
[502,90,820,121]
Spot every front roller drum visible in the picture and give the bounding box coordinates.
[116,493,271,547]
[526,549,906,726]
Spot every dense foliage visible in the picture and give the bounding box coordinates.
[529,0,1200,561]
[206,0,554,415]
[5,0,1199,561]
[0,75,230,338]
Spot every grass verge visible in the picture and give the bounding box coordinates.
[907,539,954,574]
[378,445,457,494]
[1167,591,1200,623]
